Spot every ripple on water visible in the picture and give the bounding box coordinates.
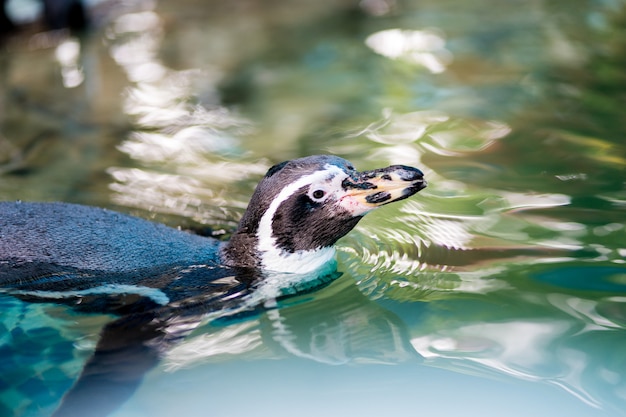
[547,293,626,330]
[337,220,512,302]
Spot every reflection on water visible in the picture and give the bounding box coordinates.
[100,4,268,226]
[1,0,626,416]
[407,289,626,414]
[55,38,83,88]
[365,28,452,74]
[163,279,416,370]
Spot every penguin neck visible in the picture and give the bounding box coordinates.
[259,245,336,274]
[220,230,336,274]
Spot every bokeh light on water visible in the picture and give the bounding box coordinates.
[1,0,626,416]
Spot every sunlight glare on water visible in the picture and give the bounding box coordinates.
[365,28,452,74]
[1,0,626,416]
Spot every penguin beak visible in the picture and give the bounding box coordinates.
[339,165,427,215]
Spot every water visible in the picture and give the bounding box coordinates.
[1,0,626,415]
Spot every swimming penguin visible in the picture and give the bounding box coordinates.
[0,155,426,417]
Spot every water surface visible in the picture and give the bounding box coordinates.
[1,0,625,416]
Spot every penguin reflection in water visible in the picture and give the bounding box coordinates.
[0,155,426,416]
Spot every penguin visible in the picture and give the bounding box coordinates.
[0,155,426,417]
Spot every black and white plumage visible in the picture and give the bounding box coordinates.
[0,155,426,417]
[1,155,425,285]
[221,155,426,273]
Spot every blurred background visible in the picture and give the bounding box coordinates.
[1,0,626,416]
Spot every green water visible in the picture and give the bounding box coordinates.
[1,0,626,416]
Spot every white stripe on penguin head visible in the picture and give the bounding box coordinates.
[256,164,347,273]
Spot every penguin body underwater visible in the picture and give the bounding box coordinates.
[0,155,426,416]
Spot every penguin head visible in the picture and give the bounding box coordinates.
[221,155,426,274]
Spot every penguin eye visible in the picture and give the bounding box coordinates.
[312,189,326,200]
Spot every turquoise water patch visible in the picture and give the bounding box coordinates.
[534,265,626,293]
[0,296,103,417]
